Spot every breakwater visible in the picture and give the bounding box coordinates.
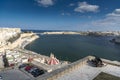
[41,31,120,36]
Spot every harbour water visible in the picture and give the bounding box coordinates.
[25,32,120,62]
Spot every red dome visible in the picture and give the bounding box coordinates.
[48,53,59,65]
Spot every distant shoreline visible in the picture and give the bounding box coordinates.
[40,31,120,36]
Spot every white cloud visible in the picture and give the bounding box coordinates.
[74,2,99,13]
[77,8,120,31]
[61,12,71,16]
[69,3,75,7]
[107,9,120,17]
[91,17,120,27]
[93,8,120,27]
[35,0,54,7]
[61,13,65,16]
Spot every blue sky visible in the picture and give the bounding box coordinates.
[0,0,120,31]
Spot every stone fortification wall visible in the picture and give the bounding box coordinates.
[36,56,120,80]
[0,28,21,41]
[0,28,21,48]
[36,56,89,80]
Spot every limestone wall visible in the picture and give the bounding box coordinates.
[36,56,90,80]
[0,28,21,48]
[36,56,120,80]
[0,28,39,52]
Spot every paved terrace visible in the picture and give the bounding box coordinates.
[36,56,120,80]
[57,63,120,80]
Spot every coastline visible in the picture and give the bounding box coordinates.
[1,28,120,65]
[0,29,69,72]
[41,31,120,36]
[0,28,120,80]
[0,32,39,52]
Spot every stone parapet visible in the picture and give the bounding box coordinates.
[36,56,120,80]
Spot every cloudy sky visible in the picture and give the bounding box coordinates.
[0,0,120,31]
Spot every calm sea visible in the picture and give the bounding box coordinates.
[25,31,120,62]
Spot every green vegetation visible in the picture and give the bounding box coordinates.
[93,72,120,80]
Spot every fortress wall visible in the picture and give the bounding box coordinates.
[36,56,120,80]
[37,56,90,80]
[0,28,21,38]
